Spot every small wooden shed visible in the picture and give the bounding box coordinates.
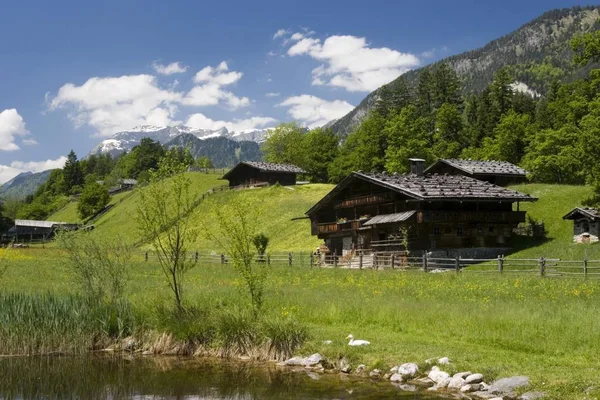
[222,162,306,187]
[424,159,527,186]
[563,207,600,243]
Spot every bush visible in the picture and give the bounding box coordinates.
[77,182,110,220]
[56,231,132,303]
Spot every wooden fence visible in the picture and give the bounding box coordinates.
[139,250,600,279]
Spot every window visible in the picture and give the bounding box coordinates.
[433,225,441,237]
[488,226,495,234]
[456,225,464,237]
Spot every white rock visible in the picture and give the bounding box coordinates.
[390,365,399,373]
[305,353,322,366]
[428,367,450,384]
[438,357,450,365]
[447,376,466,390]
[398,362,419,378]
[390,373,404,382]
[466,373,484,384]
[454,371,473,379]
[355,364,366,374]
[322,340,332,345]
[284,356,306,366]
[437,377,452,388]
[369,369,381,379]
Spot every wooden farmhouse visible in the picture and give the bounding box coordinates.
[563,207,600,244]
[7,219,79,241]
[424,159,527,186]
[222,162,306,187]
[306,159,536,256]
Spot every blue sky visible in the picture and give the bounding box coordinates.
[0,0,593,182]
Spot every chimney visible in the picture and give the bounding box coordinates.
[409,158,425,176]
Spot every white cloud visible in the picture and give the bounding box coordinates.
[185,113,277,132]
[0,156,67,184]
[265,92,280,97]
[290,32,305,42]
[49,74,183,137]
[273,29,289,39]
[22,138,38,146]
[183,61,249,109]
[267,51,277,57]
[152,61,188,75]
[287,34,420,92]
[0,109,29,151]
[278,95,354,128]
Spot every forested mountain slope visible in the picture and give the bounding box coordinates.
[330,6,600,138]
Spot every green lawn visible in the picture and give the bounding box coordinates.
[1,247,599,399]
[509,183,598,259]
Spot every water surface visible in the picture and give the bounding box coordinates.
[0,356,449,399]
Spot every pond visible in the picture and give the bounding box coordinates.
[0,355,450,399]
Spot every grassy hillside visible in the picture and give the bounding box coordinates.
[48,173,333,252]
[509,183,596,259]
[189,184,333,252]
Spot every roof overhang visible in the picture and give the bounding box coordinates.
[563,208,599,221]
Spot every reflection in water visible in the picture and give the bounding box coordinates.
[0,356,447,399]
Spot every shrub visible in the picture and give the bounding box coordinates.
[77,182,110,220]
[262,316,310,360]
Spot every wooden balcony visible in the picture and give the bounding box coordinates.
[317,220,364,234]
[334,192,393,209]
[418,211,526,223]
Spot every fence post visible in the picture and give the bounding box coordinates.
[195,251,199,262]
[310,253,314,268]
[391,254,395,270]
[539,257,546,278]
[267,254,271,266]
[455,256,460,274]
[498,255,504,274]
[423,251,428,272]
[359,252,363,270]
[288,253,293,267]
[584,249,588,280]
[334,251,338,268]
[221,254,225,264]
[145,251,148,262]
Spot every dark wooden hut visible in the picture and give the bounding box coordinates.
[7,219,80,241]
[222,162,306,187]
[563,207,600,244]
[306,160,536,256]
[424,159,527,186]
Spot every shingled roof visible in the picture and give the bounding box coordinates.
[306,171,536,215]
[425,159,527,177]
[222,161,306,179]
[563,207,600,221]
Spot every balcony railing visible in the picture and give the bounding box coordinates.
[334,192,393,209]
[317,220,365,234]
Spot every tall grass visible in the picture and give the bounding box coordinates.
[0,293,137,355]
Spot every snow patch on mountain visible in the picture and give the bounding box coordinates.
[90,125,271,156]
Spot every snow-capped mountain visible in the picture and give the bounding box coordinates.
[89,125,270,156]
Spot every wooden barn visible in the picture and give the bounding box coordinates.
[222,162,306,187]
[424,159,527,186]
[306,159,536,256]
[563,207,600,244]
[7,219,80,241]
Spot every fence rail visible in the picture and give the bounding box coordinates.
[138,250,600,279]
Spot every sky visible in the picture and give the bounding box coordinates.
[0,0,593,183]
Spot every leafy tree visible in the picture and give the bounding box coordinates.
[262,122,305,165]
[300,127,339,182]
[62,150,84,194]
[482,111,532,164]
[77,182,110,220]
[432,63,462,108]
[194,156,214,169]
[129,138,166,178]
[432,103,464,158]
[252,233,270,260]
[0,201,14,233]
[572,25,600,66]
[206,197,268,315]
[384,105,433,173]
[135,152,199,311]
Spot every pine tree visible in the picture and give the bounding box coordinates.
[62,150,83,194]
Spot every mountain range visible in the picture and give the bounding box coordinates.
[90,125,270,157]
[328,6,600,138]
[165,134,262,168]
[0,170,53,200]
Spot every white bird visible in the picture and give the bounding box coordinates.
[346,334,370,346]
